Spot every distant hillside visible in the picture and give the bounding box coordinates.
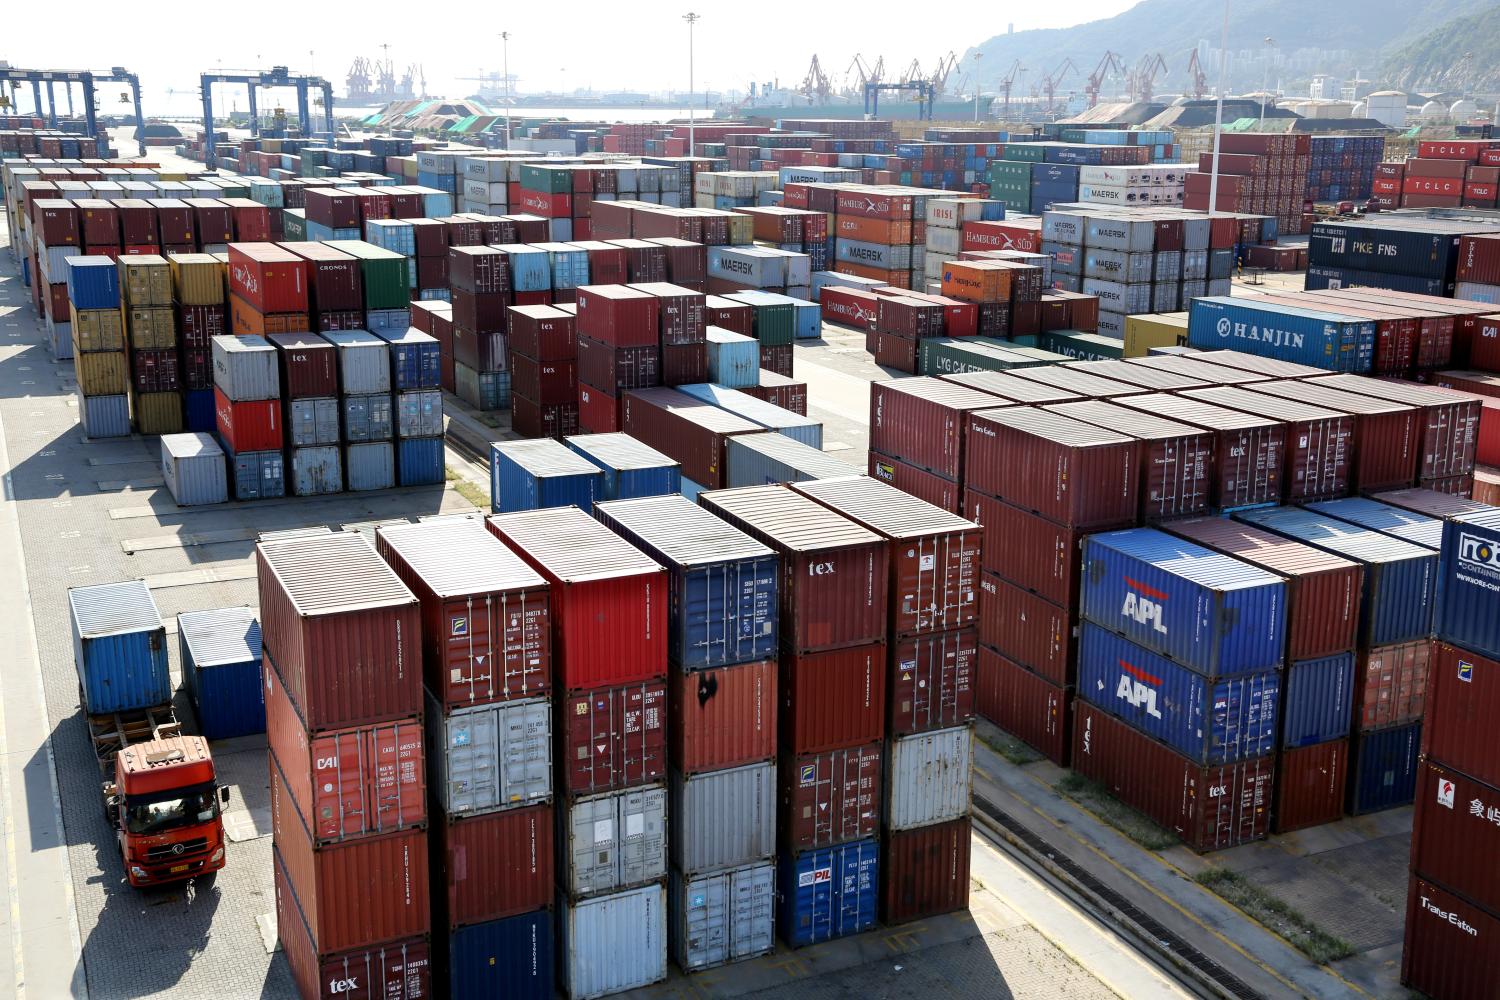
[961,0,1492,95]
[1378,9,1500,92]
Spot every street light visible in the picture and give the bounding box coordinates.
[1259,37,1276,127]
[499,32,511,149]
[974,52,983,123]
[1207,0,1229,216]
[684,12,700,156]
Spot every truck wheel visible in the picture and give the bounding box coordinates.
[196,870,217,890]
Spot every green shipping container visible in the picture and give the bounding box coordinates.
[918,337,1049,376]
[751,303,795,347]
[324,241,412,310]
[1002,144,1046,162]
[987,161,1032,184]
[998,345,1071,365]
[520,164,573,194]
[282,209,307,242]
[1039,330,1127,362]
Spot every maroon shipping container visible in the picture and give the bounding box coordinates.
[978,573,1075,687]
[512,356,578,406]
[485,506,667,692]
[705,295,755,336]
[888,628,976,736]
[779,743,881,852]
[974,647,1071,766]
[759,344,793,378]
[577,385,622,433]
[185,198,232,244]
[181,348,211,391]
[508,304,575,361]
[228,242,309,315]
[622,387,762,489]
[965,407,1137,531]
[570,241,629,284]
[577,337,660,393]
[1249,379,1421,491]
[1071,701,1273,852]
[881,817,972,925]
[1412,761,1500,915]
[780,642,887,755]
[742,374,808,415]
[409,217,448,257]
[867,451,961,513]
[1009,365,1146,399]
[792,475,981,637]
[632,281,707,346]
[130,349,179,393]
[115,199,156,245]
[699,485,887,654]
[1353,640,1430,732]
[266,333,339,400]
[1181,385,1354,501]
[511,396,580,440]
[148,198,194,246]
[1271,738,1348,834]
[432,802,553,929]
[876,297,944,339]
[451,289,511,335]
[1068,360,1208,392]
[557,680,668,795]
[305,189,361,229]
[661,343,709,386]
[282,241,364,312]
[266,666,426,843]
[1044,399,1213,520]
[31,198,79,245]
[1402,876,1500,1000]
[1114,392,1285,510]
[453,328,508,374]
[177,304,226,348]
[671,659,776,774]
[450,246,511,295]
[576,285,661,348]
[256,532,422,731]
[869,377,1010,482]
[76,198,118,245]
[943,369,1083,405]
[375,519,552,709]
[606,238,670,283]
[415,254,448,292]
[866,331,917,373]
[1424,643,1500,790]
[275,859,431,1000]
[1164,516,1363,661]
[1309,374,1481,482]
[270,770,430,953]
[643,237,708,286]
[962,490,1082,608]
[215,388,282,453]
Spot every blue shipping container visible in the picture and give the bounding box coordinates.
[1305,497,1442,551]
[1236,507,1436,647]
[78,391,131,438]
[1186,297,1374,372]
[397,436,445,487]
[596,494,778,668]
[1437,508,1500,661]
[674,383,823,449]
[1077,624,1279,765]
[377,328,442,390]
[66,256,121,309]
[178,606,265,740]
[1079,528,1287,677]
[1280,652,1355,748]
[500,245,552,292]
[69,581,172,714]
[778,840,879,948]
[706,329,760,389]
[228,449,285,500]
[565,432,681,502]
[445,911,554,1000]
[1348,721,1421,814]
[491,439,602,514]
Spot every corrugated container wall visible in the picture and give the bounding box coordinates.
[669,862,777,971]
[69,581,171,715]
[777,840,879,947]
[425,694,552,816]
[672,762,777,875]
[442,910,553,1000]
[560,786,668,899]
[433,802,554,929]
[885,726,974,830]
[560,884,668,1000]
[178,605,264,740]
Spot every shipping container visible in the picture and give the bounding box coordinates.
[675,383,822,448]
[216,389,282,453]
[1045,399,1213,520]
[881,816,971,925]
[340,394,393,443]
[672,761,777,875]
[441,911,552,1000]
[1272,738,1348,834]
[560,884,668,1000]
[1304,496,1443,552]
[669,862,776,971]
[490,439,602,515]
[622,387,763,490]
[778,839,879,947]
[255,532,421,731]
[69,581,171,715]
[425,692,551,815]
[228,448,286,501]
[432,802,553,928]
[177,606,264,740]
[778,640,887,754]
[557,680,667,795]
[886,725,974,831]
[779,743,881,852]
[227,242,308,314]
[160,432,227,506]
[322,329,393,395]
[1353,640,1430,731]
[1181,385,1354,500]
[1310,374,1480,482]
[1250,380,1420,491]
[1424,642,1500,789]
[1280,652,1355,748]
[1113,392,1284,510]
[1187,297,1373,372]
[1435,507,1500,661]
[346,441,395,491]
[1401,876,1500,1000]
[286,398,341,448]
[978,573,1075,687]
[211,334,280,401]
[869,377,1010,483]
[377,328,442,392]
[560,785,668,898]
[672,659,776,773]
[564,433,681,502]
[1413,761,1500,921]
[888,628,977,736]
[266,333,338,400]
[1071,701,1273,852]
[1348,721,1420,814]
[284,241,364,312]
[723,432,854,488]
[974,647,1072,766]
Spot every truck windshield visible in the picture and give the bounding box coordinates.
[124,782,220,836]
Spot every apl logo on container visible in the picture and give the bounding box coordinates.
[1114,658,1164,719]
[798,865,833,888]
[1120,576,1168,634]
[1438,778,1457,810]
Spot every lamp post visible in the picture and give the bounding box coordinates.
[1259,37,1276,127]
[1208,0,1230,216]
[684,12,700,156]
[500,31,511,148]
[974,52,983,123]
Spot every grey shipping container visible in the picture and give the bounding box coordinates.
[887,725,974,831]
[561,785,668,899]
[160,432,227,505]
[321,329,392,394]
[79,391,130,438]
[286,397,341,447]
[560,884,668,1000]
[342,393,394,441]
[725,432,855,487]
[395,389,444,438]
[210,334,280,401]
[345,441,395,491]
[288,446,343,496]
[670,862,776,972]
[426,692,552,816]
[674,383,823,449]
[229,449,284,500]
[671,762,776,876]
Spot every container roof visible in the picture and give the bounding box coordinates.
[792,475,977,540]
[596,494,773,566]
[487,506,663,582]
[177,606,261,668]
[70,580,162,638]
[1087,527,1287,591]
[699,485,883,553]
[257,532,416,614]
[376,518,547,595]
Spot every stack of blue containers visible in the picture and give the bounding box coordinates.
[377,327,445,486]
[490,438,603,513]
[564,433,681,502]
[177,606,266,740]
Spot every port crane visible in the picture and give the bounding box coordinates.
[1085,52,1125,108]
[799,55,832,103]
[1128,53,1168,103]
[199,66,334,161]
[1186,49,1208,100]
[995,60,1023,118]
[843,54,884,98]
[0,66,145,149]
[930,52,960,96]
[1034,58,1077,114]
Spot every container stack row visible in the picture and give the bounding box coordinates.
[1185,133,1312,234]
[1371,140,1500,211]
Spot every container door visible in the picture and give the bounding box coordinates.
[439,706,499,814]
[682,872,728,970]
[837,846,878,937]
[316,399,340,444]
[729,865,775,961]
[567,793,618,896]
[618,785,667,888]
[499,699,552,806]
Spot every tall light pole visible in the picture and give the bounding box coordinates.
[684,12,700,156]
[1259,37,1276,127]
[1207,0,1230,216]
[500,32,511,148]
[973,52,983,123]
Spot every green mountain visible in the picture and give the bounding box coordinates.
[1378,9,1500,91]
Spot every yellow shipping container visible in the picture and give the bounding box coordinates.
[1124,312,1191,358]
[209,252,231,302]
[117,255,173,306]
[69,305,125,353]
[725,213,754,246]
[76,351,130,396]
[133,392,184,435]
[126,306,176,350]
[168,253,223,306]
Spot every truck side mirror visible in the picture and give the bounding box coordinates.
[219,786,231,805]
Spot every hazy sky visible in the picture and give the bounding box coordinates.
[4,0,1137,105]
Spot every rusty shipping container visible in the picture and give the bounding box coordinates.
[779,743,881,852]
[672,659,776,774]
[558,680,668,796]
[432,802,553,929]
[486,506,667,692]
[1353,640,1430,732]
[1423,642,1500,790]
[1071,701,1273,852]
[1114,392,1286,510]
[1272,739,1348,834]
[256,532,422,731]
[375,519,552,709]
[1044,398,1213,520]
[1181,385,1353,501]
[622,387,762,489]
[974,647,1072,766]
[791,476,981,637]
[1249,379,1421,491]
[881,817,972,926]
[869,378,1011,483]
[888,628,977,736]
[962,490,1083,609]
[978,573,1075,687]
[779,642,887,755]
[1402,876,1500,1000]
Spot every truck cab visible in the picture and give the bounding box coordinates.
[104,735,229,888]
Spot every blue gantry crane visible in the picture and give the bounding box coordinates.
[199,66,334,161]
[0,66,146,148]
[863,80,936,119]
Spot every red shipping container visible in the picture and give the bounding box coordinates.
[33,198,80,245]
[780,643,887,755]
[974,647,1071,766]
[283,241,364,312]
[449,246,510,295]
[1250,380,1420,491]
[222,198,271,241]
[962,489,1082,610]
[671,659,776,774]
[1459,236,1500,286]
[575,285,661,348]
[266,667,425,843]
[270,770,429,953]
[705,295,755,336]
[867,451,961,513]
[1045,399,1214,520]
[508,305,575,362]
[633,281,707,346]
[741,375,808,415]
[572,241,629,285]
[1423,643,1500,792]
[186,198,233,244]
[870,377,1009,482]
[964,407,1137,530]
[375,519,552,709]
[228,242,308,314]
[792,475,981,637]
[1412,761,1500,916]
[820,286,880,330]
[621,387,761,489]
[557,680,668,795]
[115,199,157,245]
[256,532,422,732]
[888,627,976,736]
[1402,876,1500,1000]
[835,189,914,221]
[512,356,577,406]
[305,189,360,228]
[1311,374,1481,483]
[274,862,431,1000]
[978,573,1074,687]
[866,330,916,372]
[1182,385,1354,501]
[130,349,180,393]
[960,219,1042,254]
[432,802,553,928]
[1071,701,1273,852]
[1403,176,1464,196]
[661,343,709,386]
[1417,140,1489,160]
[1272,739,1348,834]
[215,387,282,452]
[520,189,571,217]
[77,198,119,245]
[1114,392,1286,510]
[577,384,622,432]
[452,289,511,336]
[511,396,580,439]
[779,743,881,852]
[881,816,971,925]
[1479,399,1500,466]
[266,333,339,400]
[1471,313,1500,370]
[150,199,195,245]
[486,505,666,691]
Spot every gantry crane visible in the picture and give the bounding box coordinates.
[200,66,333,160]
[1086,52,1126,107]
[0,66,145,149]
[1186,49,1208,100]
[1035,58,1077,114]
[996,60,1023,118]
[1129,53,1169,103]
[844,54,884,97]
[931,51,960,96]
[799,55,832,102]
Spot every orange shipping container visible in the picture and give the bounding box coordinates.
[941,261,1012,304]
[230,293,310,336]
[835,261,910,289]
[834,215,914,245]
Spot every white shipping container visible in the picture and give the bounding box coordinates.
[886,725,973,831]
[562,785,668,899]
[425,693,552,816]
[464,179,508,205]
[321,329,392,394]
[211,334,280,402]
[925,198,986,229]
[561,884,668,1000]
[670,862,776,972]
[671,762,776,876]
[925,227,962,257]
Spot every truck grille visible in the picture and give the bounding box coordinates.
[146,837,209,863]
